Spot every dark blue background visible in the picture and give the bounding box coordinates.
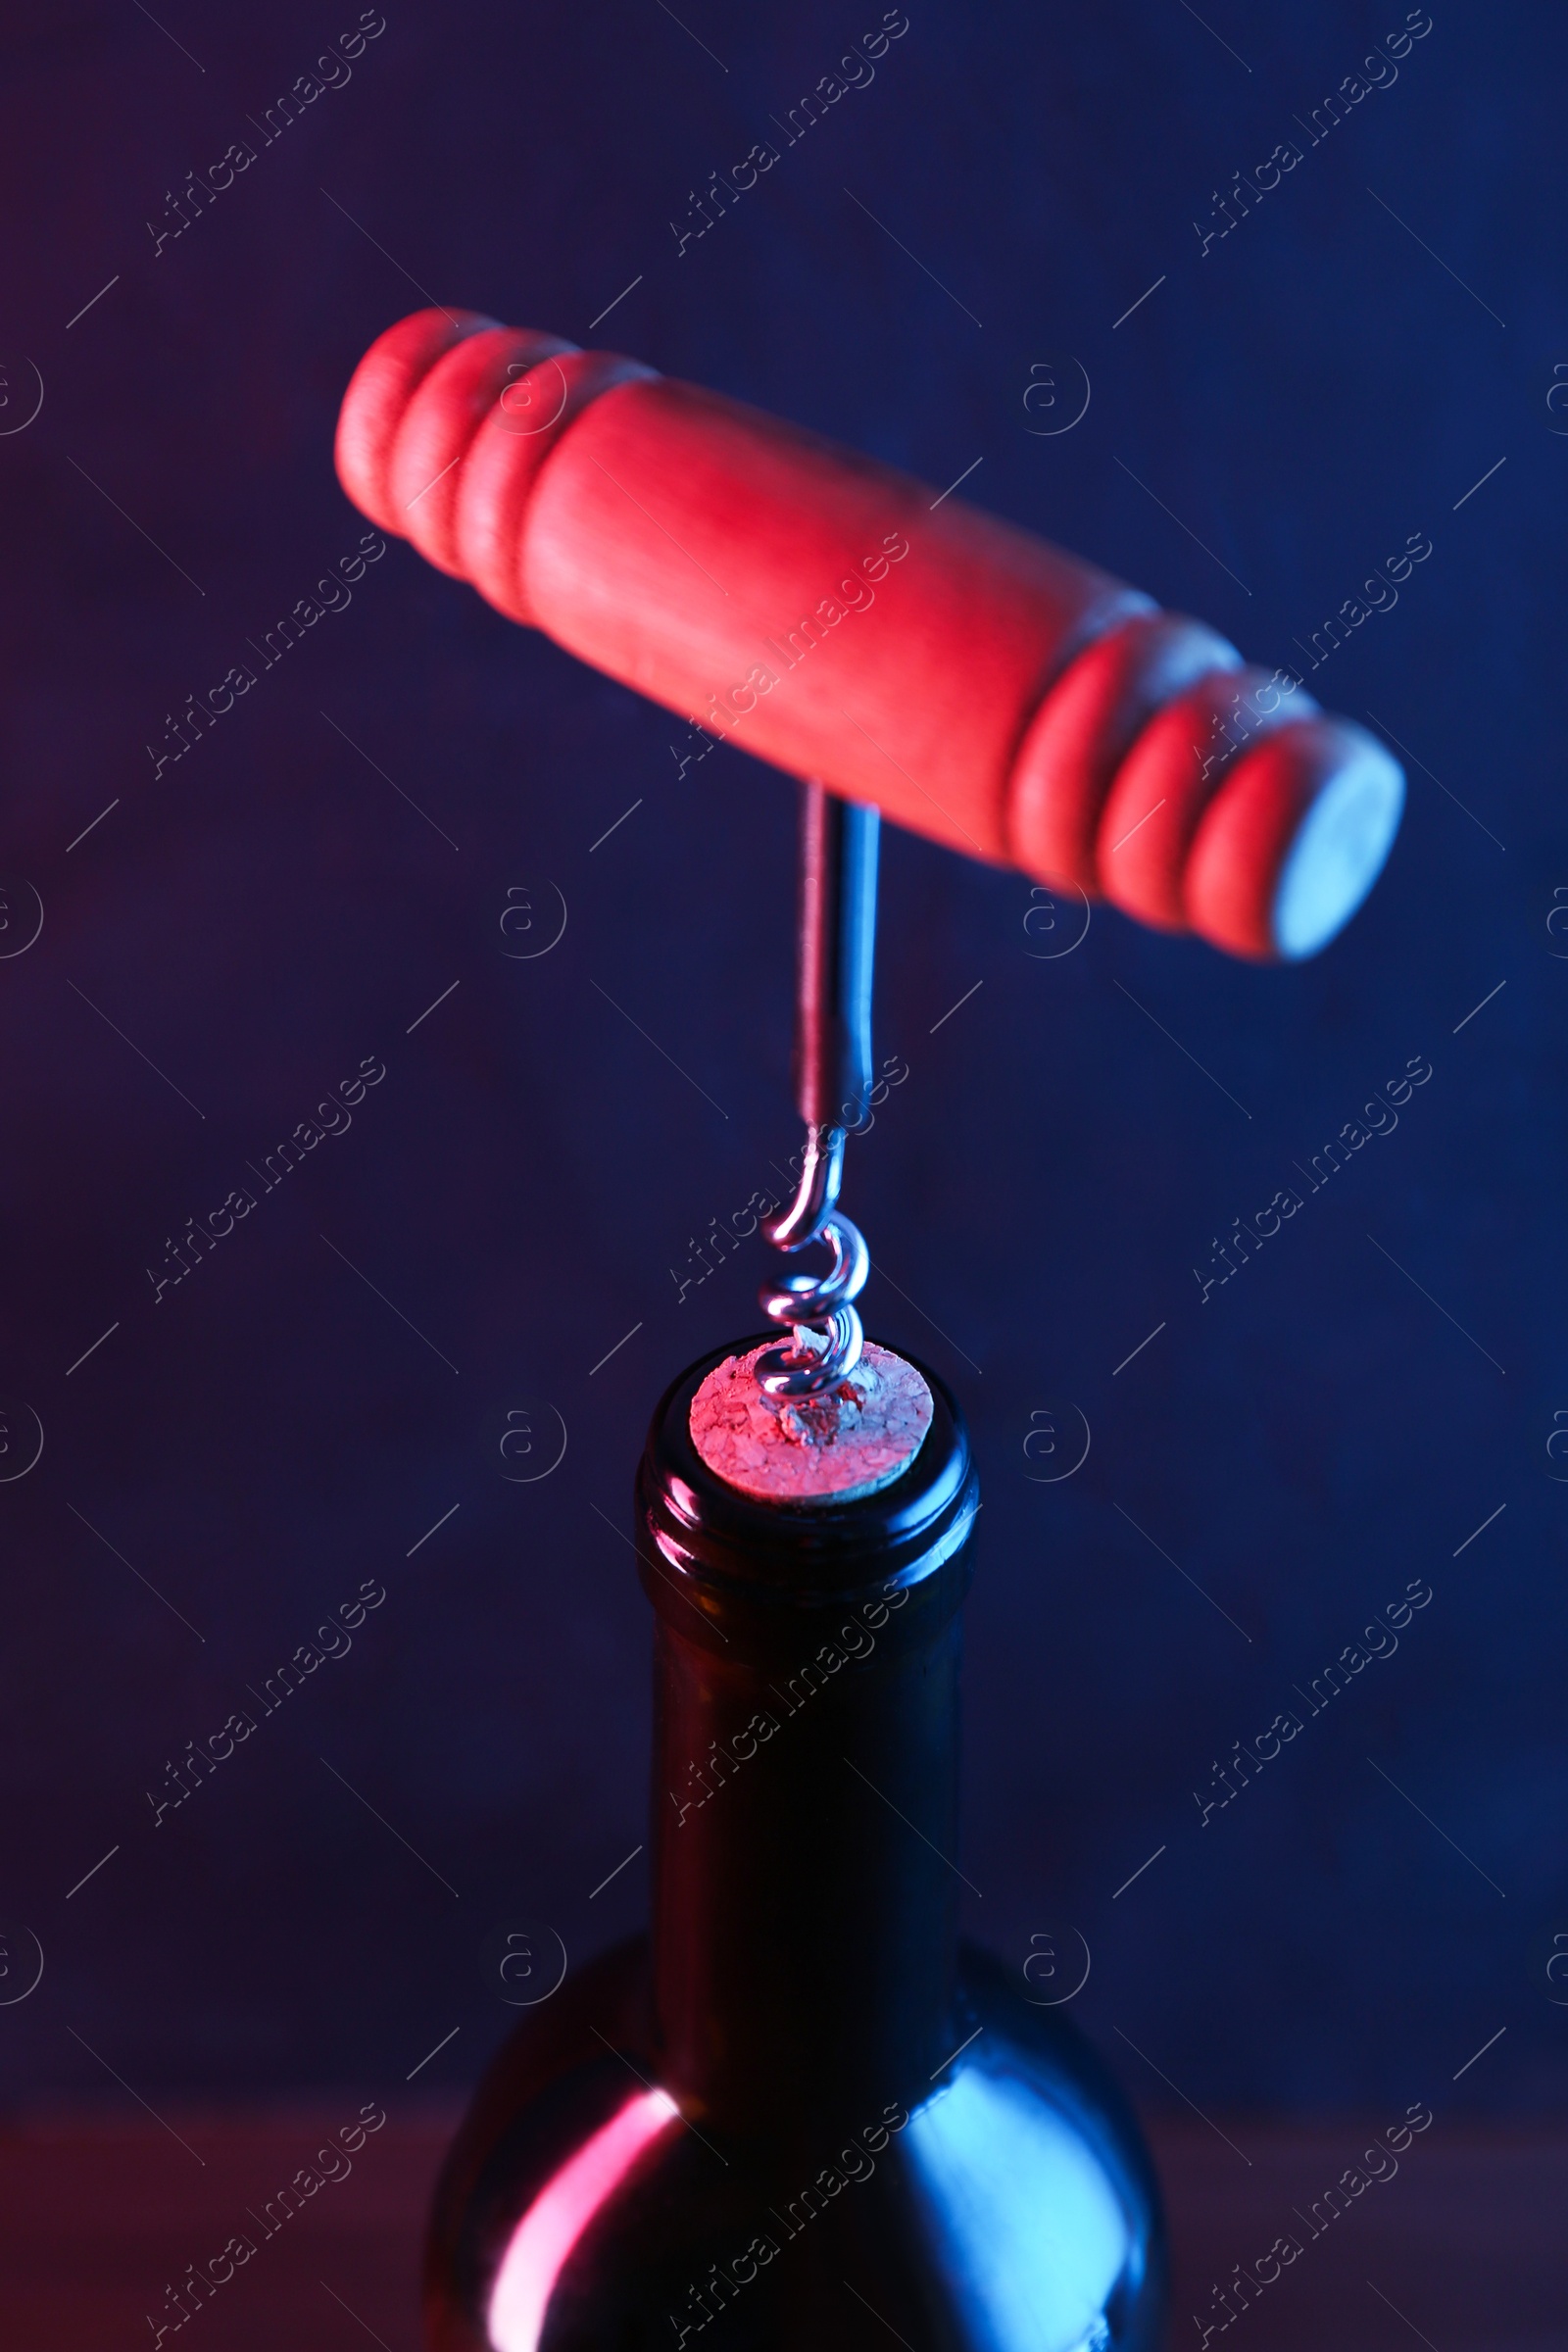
[2,0,1559,2119]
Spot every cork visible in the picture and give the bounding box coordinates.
[688,1340,933,1506]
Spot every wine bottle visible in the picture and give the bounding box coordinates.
[423,1339,1166,2350]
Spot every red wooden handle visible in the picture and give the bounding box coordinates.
[336,309,1402,960]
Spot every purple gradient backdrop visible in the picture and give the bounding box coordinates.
[0,0,1559,2122]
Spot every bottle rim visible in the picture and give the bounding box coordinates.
[635,1335,979,1629]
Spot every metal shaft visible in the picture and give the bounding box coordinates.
[795,783,880,1132]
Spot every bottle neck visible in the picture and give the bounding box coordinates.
[650,1571,964,2145]
[635,1340,979,2150]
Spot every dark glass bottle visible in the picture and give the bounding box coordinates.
[425,1343,1166,2351]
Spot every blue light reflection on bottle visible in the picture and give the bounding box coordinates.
[903,2060,1136,2352]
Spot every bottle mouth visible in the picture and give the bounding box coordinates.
[635,1335,979,1637]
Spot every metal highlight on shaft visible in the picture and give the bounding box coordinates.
[757,785,879,1398]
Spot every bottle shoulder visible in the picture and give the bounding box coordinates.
[427,1937,1165,2352]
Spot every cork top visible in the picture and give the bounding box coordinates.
[688,1340,933,1506]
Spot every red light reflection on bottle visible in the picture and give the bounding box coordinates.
[486,2087,679,2350]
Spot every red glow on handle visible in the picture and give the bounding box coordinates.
[336,308,1404,961]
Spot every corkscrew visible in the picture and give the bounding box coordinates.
[756,784,879,1398]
